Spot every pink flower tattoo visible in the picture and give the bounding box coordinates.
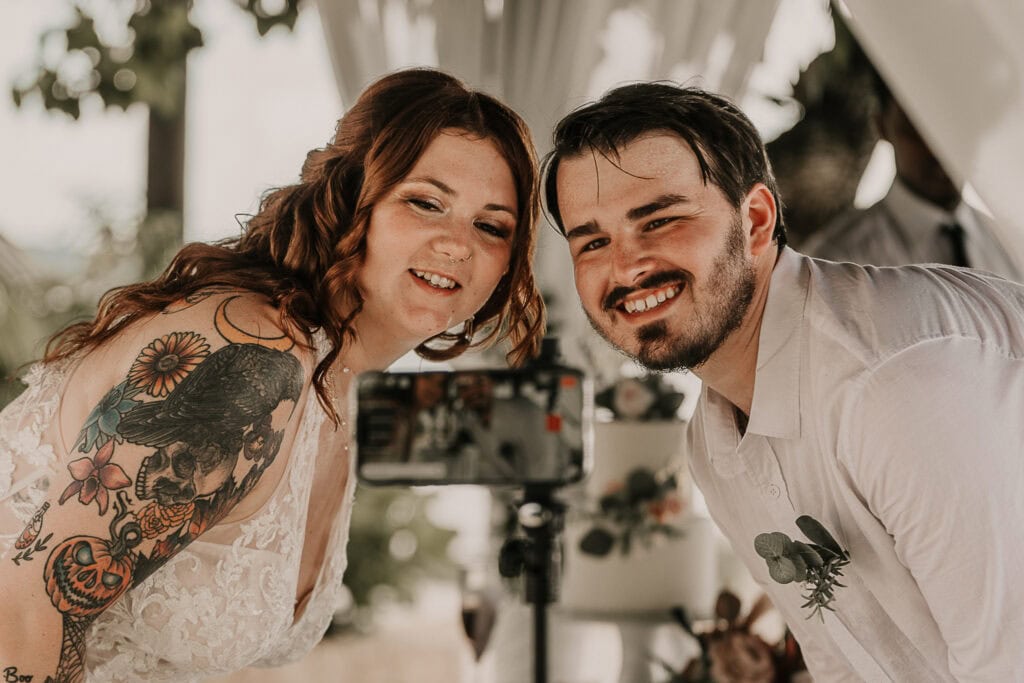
[58,439,132,515]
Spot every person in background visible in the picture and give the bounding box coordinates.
[544,81,1024,680]
[0,67,544,682]
[802,69,1022,279]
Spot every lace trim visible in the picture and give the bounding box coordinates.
[0,360,67,559]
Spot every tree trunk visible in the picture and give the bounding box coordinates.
[142,60,187,277]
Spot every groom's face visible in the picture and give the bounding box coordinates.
[556,132,756,371]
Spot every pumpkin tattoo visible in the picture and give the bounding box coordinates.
[44,494,142,618]
[42,494,142,682]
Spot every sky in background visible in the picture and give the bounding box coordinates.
[0,0,890,259]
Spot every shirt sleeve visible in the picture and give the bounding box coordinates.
[848,338,1024,681]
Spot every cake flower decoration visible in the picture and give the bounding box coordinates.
[578,465,684,557]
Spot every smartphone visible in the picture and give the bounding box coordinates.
[354,366,591,487]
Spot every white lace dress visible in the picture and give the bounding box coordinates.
[0,348,357,682]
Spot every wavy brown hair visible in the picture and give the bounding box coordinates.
[45,68,546,422]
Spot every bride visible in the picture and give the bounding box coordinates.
[0,67,544,682]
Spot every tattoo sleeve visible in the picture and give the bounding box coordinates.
[15,327,304,682]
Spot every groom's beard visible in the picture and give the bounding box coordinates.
[586,213,756,372]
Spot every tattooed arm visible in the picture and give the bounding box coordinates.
[0,293,312,682]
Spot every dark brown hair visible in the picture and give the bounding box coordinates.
[542,82,786,247]
[45,68,545,422]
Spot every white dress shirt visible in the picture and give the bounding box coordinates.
[801,178,1022,281]
[687,248,1024,681]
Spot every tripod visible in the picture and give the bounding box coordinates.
[499,484,566,683]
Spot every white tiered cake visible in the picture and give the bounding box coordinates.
[560,421,717,617]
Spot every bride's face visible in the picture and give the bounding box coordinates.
[357,129,517,348]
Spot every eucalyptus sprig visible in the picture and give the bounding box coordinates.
[754,515,850,621]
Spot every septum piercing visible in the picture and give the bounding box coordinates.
[448,254,473,263]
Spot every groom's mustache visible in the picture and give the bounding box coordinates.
[602,269,691,310]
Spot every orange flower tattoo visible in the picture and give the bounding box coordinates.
[137,501,195,539]
[128,331,210,397]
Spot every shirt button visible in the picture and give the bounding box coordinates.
[763,483,781,499]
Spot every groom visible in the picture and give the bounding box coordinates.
[543,83,1024,680]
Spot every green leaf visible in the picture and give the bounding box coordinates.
[655,524,683,538]
[796,515,846,557]
[598,492,622,513]
[56,96,81,120]
[768,556,798,584]
[579,527,615,557]
[65,12,101,52]
[790,553,808,582]
[791,540,824,568]
[807,542,839,560]
[625,468,658,501]
[754,531,791,559]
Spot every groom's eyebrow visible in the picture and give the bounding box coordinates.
[626,194,692,221]
[565,221,599,241]
[566,193,693,241]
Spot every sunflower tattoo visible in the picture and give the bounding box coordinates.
[128,331,210,397]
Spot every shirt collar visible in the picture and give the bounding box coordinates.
[885,177,958,235]
[744,247,808,439]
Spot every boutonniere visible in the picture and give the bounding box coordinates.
[754,515,850,620]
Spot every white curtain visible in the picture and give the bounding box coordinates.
[316,0,780,339]
[841,0,1024,268]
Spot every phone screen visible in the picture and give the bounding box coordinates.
[355,368,590,486]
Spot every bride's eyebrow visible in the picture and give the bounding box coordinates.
[404,176,455,196]
[404,176,516,218]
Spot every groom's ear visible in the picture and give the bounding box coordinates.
[743,183,777,257]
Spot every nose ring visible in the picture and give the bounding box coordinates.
[448,254,473,263]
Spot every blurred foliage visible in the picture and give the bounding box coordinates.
[11,0,303,274]
[332,485,458,633]
[0,230,106,410]
[12,0,300,119]
[765,7,879,247]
